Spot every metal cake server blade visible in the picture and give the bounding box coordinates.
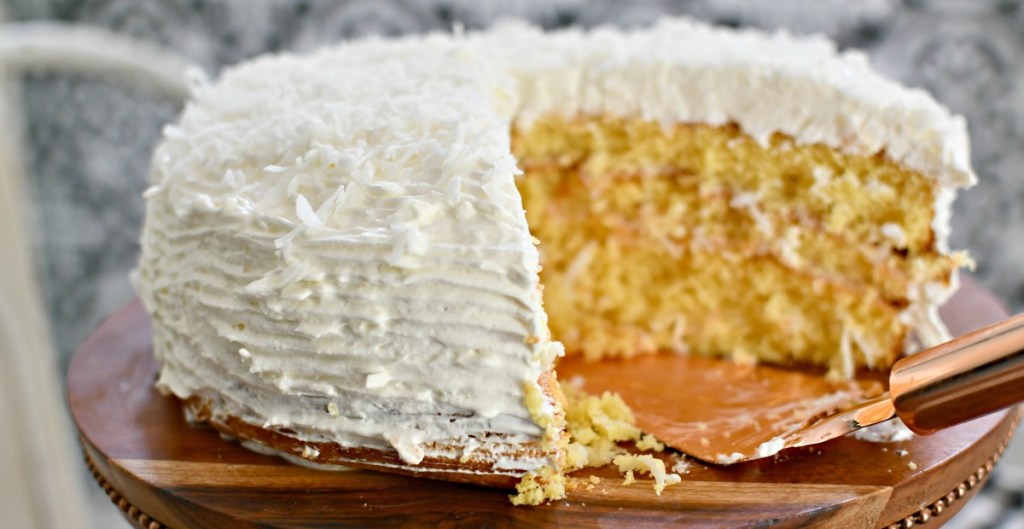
[557,353,888,465]
[774,394,895,454]
[558,311,1024,465]
[768,308,1024,462]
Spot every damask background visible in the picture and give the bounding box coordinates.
[3,1,1023,527]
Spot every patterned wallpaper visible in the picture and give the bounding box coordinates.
[6,0,1024,373]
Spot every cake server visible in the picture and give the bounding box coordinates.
[559,311,1024,465]
[774,310,1024,460]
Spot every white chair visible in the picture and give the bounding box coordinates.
[0,20,191,529]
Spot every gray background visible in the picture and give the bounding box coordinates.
[5,1,1023,528]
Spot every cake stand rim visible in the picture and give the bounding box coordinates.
[66,277,1022,529]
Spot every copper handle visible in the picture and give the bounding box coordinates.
[889,312,1024,435]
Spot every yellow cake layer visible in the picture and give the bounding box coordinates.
[541,241,905,370]
[514,117,940,255]
[513,116,962,371]
[517,164,957,304]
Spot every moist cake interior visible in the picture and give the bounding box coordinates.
[513,116,964,376]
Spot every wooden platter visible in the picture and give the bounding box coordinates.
[68,277,1022,529]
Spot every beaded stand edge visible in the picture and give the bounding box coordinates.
[82,443,167,529]
[884,409,1023,529]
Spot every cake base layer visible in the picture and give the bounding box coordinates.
[182,396,525,488]
[172,370,566,489]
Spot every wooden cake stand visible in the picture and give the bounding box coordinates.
[68,277,1021,529]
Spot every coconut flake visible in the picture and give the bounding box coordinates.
[295,194,322,228]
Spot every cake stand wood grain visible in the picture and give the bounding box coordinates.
[68,277,1021,529]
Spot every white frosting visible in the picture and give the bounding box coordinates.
[670,457,691,475]
[134,33,561,477]
[134,18,974,476]
[476,19,975,191]
[852,418,915,443]
[755,436,788,459]
[715,452,747,465]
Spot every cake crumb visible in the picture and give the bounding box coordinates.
[510,467,567,506]
[512,383,677,505]
[563,477,583,493]
[613,454,682,495]
[300,445,320,459]
[561,384,642,469]
[908,461,918,471]
[325,402,339,417]
[636,434,665,452]
[510,381,568,505]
